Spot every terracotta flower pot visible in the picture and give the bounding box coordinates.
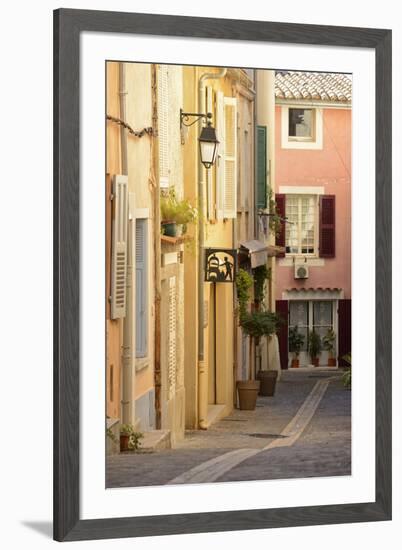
[258,370,278,396]
[120,434,130,452]
[291,358,300,369]
[312,357,320,367]
[237,380,260,410]
[328,357,337,367]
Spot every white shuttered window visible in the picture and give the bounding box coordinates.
[223,97,237,218]
[168,276,177,399]
[135,219,148,357]
[158,65,169,189]
[216,94,237,219]
[111,175,128,319]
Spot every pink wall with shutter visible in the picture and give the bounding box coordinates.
[274,106,351,300]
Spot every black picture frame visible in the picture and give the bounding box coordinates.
[54,8,392,542]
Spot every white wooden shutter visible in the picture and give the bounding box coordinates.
[158,65,169,189]
[168,276,177,400]
[135,219,148,357]
[216,91,225,220]
[206,86,214,220]
[111,175,128,319]
[223,97,237,219]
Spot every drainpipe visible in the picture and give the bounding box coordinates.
[119,63,134,425]
[151,65,162,430]
[198,68,227,429]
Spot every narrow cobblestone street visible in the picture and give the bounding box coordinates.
[106,370,351,488]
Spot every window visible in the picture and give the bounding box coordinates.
[285,195,316,255]
[289,301,309,352]
[135,219,148,358]
[288,300,335,356]
[158,65,169,189]
[288,108,314,140]
[216,93,237,219]
[281,106,323,150]
[313,301,333,341]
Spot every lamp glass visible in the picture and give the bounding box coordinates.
[200,140,218,167]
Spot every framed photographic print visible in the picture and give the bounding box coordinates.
[54,8,392,542]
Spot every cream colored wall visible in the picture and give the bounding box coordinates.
[106,62,123,420]
[124,63,156,401]
[234,78,257,383]
[255,70,278,373]
[183,66,199,428]
[161,64,186,442]
[183,67,238,426]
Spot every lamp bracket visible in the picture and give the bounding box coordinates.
[180,109,212,128]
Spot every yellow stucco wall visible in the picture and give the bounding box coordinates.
[183,67,238,428]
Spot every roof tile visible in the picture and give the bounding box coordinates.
[275,71,352,103]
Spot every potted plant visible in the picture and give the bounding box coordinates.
[322,328,337,366]
[120,424,144,452]
[289,325,305,368]
[235,270,259,409]
[341,353,351,389]
[308,330,322,367]
[235,270,282,406]
[160,188,197,237]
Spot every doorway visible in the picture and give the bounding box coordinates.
[208,284,217,404]
[289,300,337,366]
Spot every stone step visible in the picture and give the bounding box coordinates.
[141,429,171,451]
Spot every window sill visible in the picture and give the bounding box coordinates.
[281,139,323,150]
[135,359,149,372]
[279,257,325,267]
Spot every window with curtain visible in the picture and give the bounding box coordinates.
[285,195,316,255]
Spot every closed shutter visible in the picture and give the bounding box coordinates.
[216,91,225,220]
[276,300,289,369]
[338,299,351,366]
[319,195,336,258]
[223,97,237,218]
[135,219,148,357]
[206,86,214,220]
[168,276,177,399]
[158,65,169,189]
[275,194,286,258]
[256,125,267,209]
[111,175,128,319]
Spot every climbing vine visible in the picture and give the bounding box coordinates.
[235,268,253,320]
[253,264,271,304]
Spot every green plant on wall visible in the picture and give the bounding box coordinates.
[235,268,253,319]
[253,264,271,304]
[160,188,197,233]
[267,187,283,237]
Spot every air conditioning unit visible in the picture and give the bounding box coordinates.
[294,263,309,279]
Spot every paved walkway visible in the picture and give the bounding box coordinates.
[106,370,351,488]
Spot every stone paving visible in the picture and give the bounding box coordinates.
[106,370,351,488]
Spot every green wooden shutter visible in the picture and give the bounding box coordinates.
[256,125,267,209]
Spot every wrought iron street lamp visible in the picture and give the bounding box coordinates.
[180,109,219,169]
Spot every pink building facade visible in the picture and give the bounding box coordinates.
[273,72,352,369]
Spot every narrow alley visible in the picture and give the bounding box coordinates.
[107,370,351,487]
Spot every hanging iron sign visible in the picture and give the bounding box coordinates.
[204,248,237,283]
